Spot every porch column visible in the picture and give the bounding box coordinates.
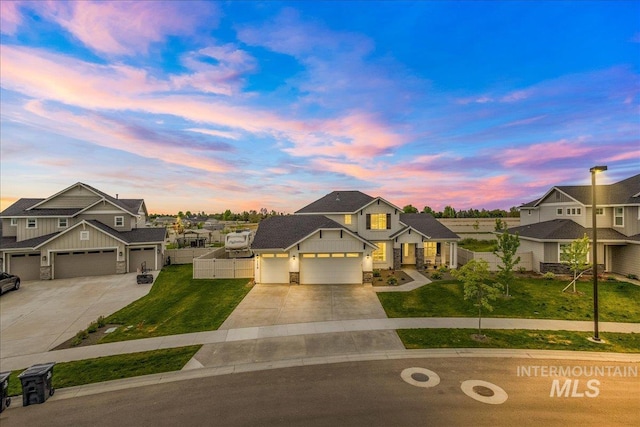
[393,247,401,270]
[415,245,425,271]
[450,242,458,269]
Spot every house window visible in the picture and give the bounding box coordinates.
[367,213,390,230]
[80,231,90,241]
[58,218,68,228]
[344,215,352,225]
[27,218,37,229]
[372,242,386,262]
[115,216,125,227]
[423,242,437,257]
[614,208,623,227]
[595,208,604,215]
[10,218,17,226]
[302,254,315,258]
[556,208,563,216]
[559,243,589,263]
[565,208,582,216]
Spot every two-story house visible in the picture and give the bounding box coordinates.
[511,173,640,277]
[251,191,459,284]
[0,182,167,281]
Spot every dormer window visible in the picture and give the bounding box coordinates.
[115,216,125,227]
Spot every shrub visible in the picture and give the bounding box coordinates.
[386,277,398,286]
[627,273,639,280]
[543,272,555,280]
[373,269,381,278]
[518,267,527,273]
[75,329,89,341]
[71,336,83,347]
[87,322,98,333]
[96,315,106,328]
[431,272,443,280]
[437,265,449,273]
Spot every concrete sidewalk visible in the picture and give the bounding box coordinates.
[372,268,431,292]
[3,317,639,371]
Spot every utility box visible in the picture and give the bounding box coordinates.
[0,371,11,413]
[18,363,55,406]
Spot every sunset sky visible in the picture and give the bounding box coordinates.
[1,1,638,214]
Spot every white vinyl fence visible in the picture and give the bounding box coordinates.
[457,248,533,271]
[193,257,255,279]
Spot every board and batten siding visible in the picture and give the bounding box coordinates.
[297,230,364,253]
[40,227,124,253]
[2,219,17,237]
[80,213,134,231]
[17,218,63,241]
[37,189,101,208]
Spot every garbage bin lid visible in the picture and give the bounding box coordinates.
[18,362,55,378]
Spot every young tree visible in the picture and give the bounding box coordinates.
[493,231,521,296]
[561,234,591,293]
[494,218,507,232]
[452,259,502,337]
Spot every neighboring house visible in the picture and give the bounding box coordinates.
[252,191,459,285]
[511,173,640,277]
[0,183,167,281]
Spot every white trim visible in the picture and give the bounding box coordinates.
[58,218,68,228]
[26,218,37,229]
[10,218,17,226]
[80,231,90,241]
[115,216,125,227]
[614,207,624,227]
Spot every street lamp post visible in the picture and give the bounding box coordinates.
[590,165,607,342]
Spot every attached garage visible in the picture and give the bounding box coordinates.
[54,250,117,279]
[129,247,157,272]
[300,253,362,285]
[259,254,290,283]
[9,253,41,281]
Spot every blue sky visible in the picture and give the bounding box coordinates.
[1,1,638,214]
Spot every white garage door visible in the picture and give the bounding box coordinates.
[300,254,362,285]
[260,255,289,283]
[54,250,117,279]
[9,253,41,281]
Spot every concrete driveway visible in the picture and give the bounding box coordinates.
[0,273,154,362]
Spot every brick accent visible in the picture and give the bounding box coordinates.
[116,261,127,274]
[39,265,52,280]
[415,246,425,271]
[393,248,401,270]
[289,271,299,285]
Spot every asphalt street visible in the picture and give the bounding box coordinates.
[2,357,638,427]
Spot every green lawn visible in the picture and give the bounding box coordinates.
[378,278,640,322]
[458,238,497,252]
[7,346,201,397]
[397,329,640,353]
[99,264,253,343]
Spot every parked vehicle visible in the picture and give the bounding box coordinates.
[0,272,20,294]
[224,230,254,258]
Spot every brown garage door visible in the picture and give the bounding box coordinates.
[9,253,41,281]
[54,250,117,279]
[129,247,156,272]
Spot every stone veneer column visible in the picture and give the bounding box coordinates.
[415,246,425,271]
[40,265,52,280]
[116,261,127,274]
[393,247,401,270]
[289,271,299,285]
[363,271,373,284]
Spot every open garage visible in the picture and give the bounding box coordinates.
[54,249,117,279]
[8,253,41,281]
[129,247,157,272]
[300,253,362,285]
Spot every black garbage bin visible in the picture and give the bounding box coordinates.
[0,371,11,413]
[18,362,55,406]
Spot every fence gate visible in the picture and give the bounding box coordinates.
[193,258,254,279]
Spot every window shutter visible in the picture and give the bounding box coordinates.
[386,213,391,229]
[366,214,371,229]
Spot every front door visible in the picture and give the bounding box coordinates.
[403,244,416,265]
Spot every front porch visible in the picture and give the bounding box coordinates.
[393,241,458,271]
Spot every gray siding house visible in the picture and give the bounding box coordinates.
[0,183,166,280]
[512,173,640,277]
[252,191,459,285]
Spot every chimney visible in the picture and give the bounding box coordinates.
[116,194,119,199]
[336,192,340,201]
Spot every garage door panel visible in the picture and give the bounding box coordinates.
[260,257,289,284]
[55,250,116,279]
[129,247,156,272]
[9,253,41,281]
[300,255,361,285]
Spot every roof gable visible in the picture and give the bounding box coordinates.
[530,173,640,207]
[295,191,375,214]
[396,213,460,240]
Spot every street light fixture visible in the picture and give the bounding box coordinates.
[590,165,607,342]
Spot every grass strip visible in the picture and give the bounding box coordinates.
[100,264,253,343]
[398,329,640,353]
[6,345,201,397]
[378,278,640,322]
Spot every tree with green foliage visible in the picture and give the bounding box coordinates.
[561,234,591,293]
[493,231,521,296]
[403,204,419,213]
[494,218,507,232]
[452,259,502,337]
[443,205,456,218]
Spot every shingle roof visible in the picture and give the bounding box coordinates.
[0,232,61,249]
[121,227,167,243]
[395,213,460,240]
[295,191,375,214]
[507,219,629,241]
[252,215,361,250]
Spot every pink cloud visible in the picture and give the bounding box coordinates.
[496,138,594,167]
[604,149,640,162]
[40,1,218,56]
[0,1,22,35]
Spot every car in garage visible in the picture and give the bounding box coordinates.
[0,272,20,294]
